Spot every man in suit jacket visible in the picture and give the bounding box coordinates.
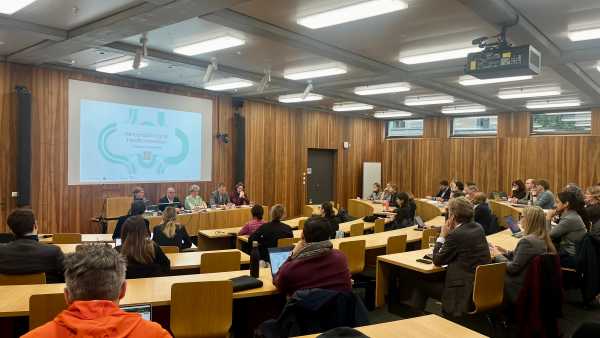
[157,187,181,211]
[473,192,498,235]
[515,178,536,204]
[0,208,64,283]
[435,180,451,201]
[534,180,556,209]
[433,197,491,317]
[209,183,231,206]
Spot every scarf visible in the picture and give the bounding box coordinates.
[293,240,332,260]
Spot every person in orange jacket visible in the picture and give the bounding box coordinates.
[23,244,171,338]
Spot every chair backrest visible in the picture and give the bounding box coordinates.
[386,235,407,255]
[171,281,233,338]
[470,262,507,314]
[277,237,300,248]
[160,246,179,254]
[29,293,67,330]
[303,205,316,217]
[0,272,46,285]
[350,222,364,237]
[414,199,442,222]
[298,219,306,231]
[105,196,134,234]
[201,251,241,274]
[421,228,440,250]
[339,240,366,275]
[373,218,385,233]
[52,233,82,244]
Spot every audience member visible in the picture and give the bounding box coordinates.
[450,180,465,198]
[157,187,181,211]
[510,180,527,200]
[473,192,496,235]
[112,200,150,240]
[239,204,267,236]
[434,180,451,201]
[511,178,536,204]
[367,182,384,201]
[533,179,556,209]
[249,204,293,262]
[549,191,587,268]
[209,183,231,206]
[184,184,207,210]
[230,182,250,206]
[132,186,152,209]
[464,184,479,201]
[320,202,339,238]
[584,185,600,230]
[152,207,192,250]
[382,183,395,202]
[387,192,416,230]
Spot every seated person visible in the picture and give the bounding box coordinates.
[230,182,250,206]
[385,184,399,208]
[184,184,207,210]
[367,182,384,201]
[511,178,536,204]
[464,184,479,201]
[112,200,150,240]
[491,206,556,304]
[549,191,587,268]
[473,192,496,235]
[387,192,416,230]
[584,185,600,230]
[158,187,181,211]
[382,183,394,201]
[0,208,64,283]
[434,180,451,201]
[510,179,527,200]
[209,183,231,206]
[238,204,266,236]
[152,207,192,250]
[320,202,339,238]
[116,216,170,279]
[274,217,352,296]
[249,204,293,262]
[23,244,171,338]
[533,179,556,209]
[132,186,152,209]
[449,180,465,199]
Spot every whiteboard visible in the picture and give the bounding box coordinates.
[362,162,382,199]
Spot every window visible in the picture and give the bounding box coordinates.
[386,119,424,138]
[531,111,592,135]
[451,115,498,136]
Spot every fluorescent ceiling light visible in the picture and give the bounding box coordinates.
[354,82,410,95]
[458,75,533,86]
[278,93,323,103]
[526,99,581,109]
[204,78,253,91]
[374,110,413,118]
[0,0,38,14]
[568,27,600,42]
[404,94,454,106]
[498,86,561,99]
[332,102,374,112]
[297,0,408,29]
[544,111,589,116]
[284,66,347,80]
[399,46,482,65]
[96,60,148,74]
[173,35,245,56]
[441,104,486,114]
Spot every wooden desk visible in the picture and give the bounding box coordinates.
[347,199,384,218]
[295,314,486,338]
[330,226,423,250]
[488,200,522,228]
[415,199,445,222]
[282,217,308,229]
[0,268,276,318]
[166,250,250,270]
[486,229,519,251]
[39,234,114,244]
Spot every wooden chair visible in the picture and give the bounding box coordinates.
[339,240,366,275]
[160,246,179,254]
[200,251,241,274]
[0,272,46,285]
[303,205,316,217]
[277,237,300,248]
[298,218,306,231]
[350,222,364,237]
[386,235,407,255]
[52,233,82,244]
[104,196,133,234]
[171,281,233,338]
[420,228,440,250]
[29,293,67,330]
[470,262,507,314]
[373,218,385,233]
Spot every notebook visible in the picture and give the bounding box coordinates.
[268,247,292,277]
[121,304,151,320]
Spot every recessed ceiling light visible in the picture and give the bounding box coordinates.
[399,46,482,65]
[526,99,581,109]
[404,94,454,106]
[278,93,323,103]
[96,60,147,73]
[596,62,600,73]
[0,0,38,14]
[354,82,410,95]
[283,65,347,80]
[173,35,246,56]
[373,110,413,118]
[568,27,600,42]
[297,0,408,29]
[332,102,374,112]
[441,104,486,114]
[458,75,533,86]
[203,78,253,91]
[498,86,561,99]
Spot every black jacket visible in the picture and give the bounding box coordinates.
[157,196,182,211]
[257,288,369,338]
[152,224,192,250]
[474,202,499,235]
[249,220,293,262]
[324,215,340,239]
[0,236,64,283]
[112,216,150,239]
[435,187,451,201]
[577,234,600,304]
[387,200,416,230]
[115,242,170,279]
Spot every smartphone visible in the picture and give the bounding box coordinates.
[416,258,432,264]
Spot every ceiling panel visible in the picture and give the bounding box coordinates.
[0,30,45,55]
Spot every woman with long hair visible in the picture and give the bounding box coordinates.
[549,191,587,268]
[152,207,192,250]
[510,180,527,200]
[320,201,339,238]
[388,192,416,230]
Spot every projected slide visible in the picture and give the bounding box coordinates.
[79,100,202,183]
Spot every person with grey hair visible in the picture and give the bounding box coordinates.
[184,184,207,210]
[23,244,171,338]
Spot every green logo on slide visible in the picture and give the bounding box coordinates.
[97,108,189,176]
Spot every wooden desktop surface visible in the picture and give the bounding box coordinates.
[39,234,114,244]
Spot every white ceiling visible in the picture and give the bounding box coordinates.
[1,0,600,118]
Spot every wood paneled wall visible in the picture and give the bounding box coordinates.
[0,63,234,234]
[383,111,600,198]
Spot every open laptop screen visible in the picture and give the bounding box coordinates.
[268,247,292,276]
[121,304,152,320]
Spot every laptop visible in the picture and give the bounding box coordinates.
[268,247,292,277]
[121,304,152,320]
[505,216,523,238]
[415,216,425,230]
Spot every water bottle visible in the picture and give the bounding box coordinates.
[250,241,260,278]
